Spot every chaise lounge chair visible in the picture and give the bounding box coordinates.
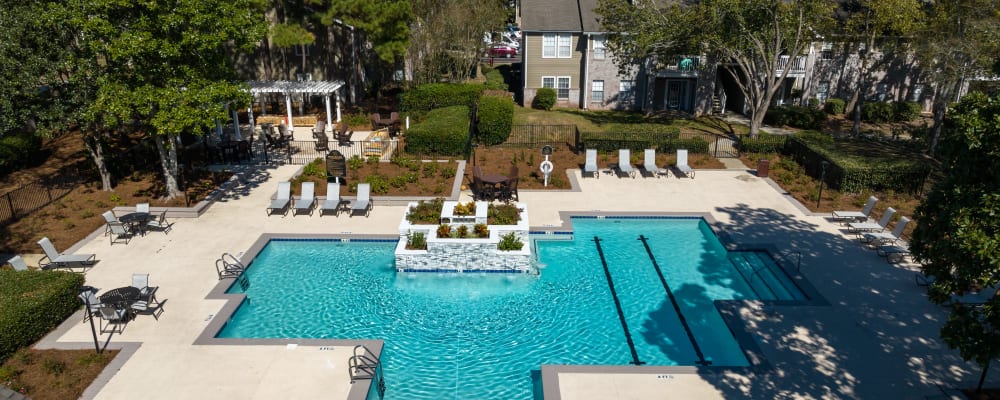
[583,149,599,178]
[351,183,372,217]
[832,196,878,224]
[267,182,291,216]
[642,148,665,178]
[861,216,910,247]
[848,207,895,234]
[37,237,96,271]
[616,149,635,178]
[877,242,911,263]
[7,255,28,271]
[676,149,695,178]
[293,182,315,216]
[320,182,347,216]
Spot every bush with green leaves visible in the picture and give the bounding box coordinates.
[406,231,427,250]
[488,203,521,225]
[0,133,43,178]
[364,174,390,194]
[740,134,788,154]
[400,83,484,112]
[477,95,515,145]
[0,270,85,362]
[405,106,470,156]
[484,69,508,91]
[498,232,524,251]
[347,155,364,170]
[893,101,922,122]
[533,88,556,110]
[860,101,895,123]
[406,198,445,224]
[764,105,827,129]
[824,98,845,115]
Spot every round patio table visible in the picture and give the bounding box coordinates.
[118,212,151,236]
[99,286,141,307]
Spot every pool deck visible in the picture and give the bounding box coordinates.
[32,161,990,399]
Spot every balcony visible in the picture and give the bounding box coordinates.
[777,55,807,76]
[654,56,701,77]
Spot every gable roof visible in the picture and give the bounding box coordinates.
[521,0,605,33]
[579,0,603,33]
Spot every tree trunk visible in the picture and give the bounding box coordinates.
[852,97,863,137]
[84,133,113,191]
[927,80,956,156]
[154,133,182,199]
[749,111,765,137]
[977,359,991,393]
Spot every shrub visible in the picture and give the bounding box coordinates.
[533,88,556,110]
[439,164,456,179]
[498,232,524,251]
[484,69,508,91]
[342,112,371,129]
[764,105,826,129]
[824,98,845,115]
[474,223,489,238]
[405,106,470,156]
[437,224,452,238]
[406,231,427,250]
[406,198,445,224]
[455,225,469,238]
[893,101,922,122]
[0,133,43,178]
[389,175,408,188]
[488,203,521,225]
[477,95,515,145]
[421,162,439,178]
[663,137,710,154]
[400,83,484,112]
[364,174,390,194]
[301,158,325,178]
[740,134,788,154]
[860,102,894,123]
[0,270,85,362]
[348,155,364,170]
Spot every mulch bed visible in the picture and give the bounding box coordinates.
[0,349,118,400]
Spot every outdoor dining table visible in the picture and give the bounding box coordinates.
[99,286,141,308]
[118,212,151,236]
[480,173,508,201]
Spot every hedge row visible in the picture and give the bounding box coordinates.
[784,134,929,193]
[824,98,845,114]
[476,95,514,145]
[739,134,788,154]
[404,105,470,156]
[0,133,43,178]
[764,105,827,129]
[484,69,508,91]
[0,270,85,362]
[400,83,484,112]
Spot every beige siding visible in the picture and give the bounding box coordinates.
[524,33,582,90]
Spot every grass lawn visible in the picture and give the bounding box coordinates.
[513,107,749,137]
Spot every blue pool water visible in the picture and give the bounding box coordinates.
[218,218,799,399]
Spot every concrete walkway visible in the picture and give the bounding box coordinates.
[32,162,993,400]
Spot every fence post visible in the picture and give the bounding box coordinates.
[574,126,581,153]
[286,140,292,164]
[5,192,15,220]
[46,182,53,203]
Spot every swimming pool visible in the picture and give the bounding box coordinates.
[217,217,803,399]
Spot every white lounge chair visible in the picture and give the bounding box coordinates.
[320,182,346,216]
[37,237,96,271]
[267,181,291,216]
[861,216,910,247]
[877,243,911,263]
[832,196,878,224]
[616,149,635,178]
[848,207,895,234]
[351,183,372,217]
[642,149,665,178]
[676,149,694,178]
[293,182,315,216]
[583,149,599,178]
[7,255,28,271]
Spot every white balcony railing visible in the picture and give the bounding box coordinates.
[777,55,807,73]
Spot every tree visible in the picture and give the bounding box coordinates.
[597,0,833,136]
[910,92,1000,393]
[407,0,506,84]
[65,0,267,199]
[271,23,317,79]
[320,0,412,64]
[837,0,922,137]
[914,1,1000,155]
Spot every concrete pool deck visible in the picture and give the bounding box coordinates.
[33,162,989,399]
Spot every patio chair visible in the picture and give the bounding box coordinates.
[642,149,665,178]
[131,273,162,319]
[267,182,291,216]
[7,255,28,271]
[37,237,96,271]
[294,182,315,216]
[616,149,635,178]
[278,123,293,142]
[102,211,118,236]
[370,113,385,130]
[848,207,896,234]
[499,176,519,202]
[145,210,172,234]
[315,133,330,153]
[877,242,911,264]
[676,149,695,179]
[136,203,150,214]
[98,305,130,333]
[320,182,346,216]
[915,272,936,287]
[335,124,354,146]
[78,290,102,323]
[583,149,599,178]
[312,120,326,136]
[832,196,878,224]
[351,183,372,217]
[472,166,493,201]
[861,216,910,247]
[108,221,133,245]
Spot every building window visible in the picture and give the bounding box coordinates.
[542,76,571,100]
[591,80,604,102]
[816,81,830,103]
[593,36,606,60]
[543,33,572,58]
[619,80,634,104]
[910,84,924,102]
[820,42,833,60]
[876,83,888,101]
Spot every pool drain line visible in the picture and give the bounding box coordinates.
[592,236,645,366]
[638,235,711,366]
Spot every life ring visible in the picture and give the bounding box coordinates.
[539,160,553,175]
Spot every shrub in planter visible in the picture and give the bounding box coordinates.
[405,106,470,156]
[455,225,469,238]
[0,270,85,362]
[474,223,489,238]
[407,198,445,224]
[401,83,484,112]
[406,231,427,250]
[365,174,390,194]
[824,98,845,115]
[488,203,521,225]
[533,88,556,110]
[497,232,524,251]
[477,95,515,145]
[437,224,452,238]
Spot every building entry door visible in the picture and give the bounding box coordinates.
[666,80,687,110]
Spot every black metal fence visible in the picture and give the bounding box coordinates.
[473,124,740,157]
[197,137,401,166]
[783,136,930,194]
[0,178,79,226]
[475,124,578,152]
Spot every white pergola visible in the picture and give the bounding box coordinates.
[247,80,345,133]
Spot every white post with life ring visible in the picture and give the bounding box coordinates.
[540,145,554,187]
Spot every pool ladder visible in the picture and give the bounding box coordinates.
[349,345,385,397]
[215,252,246,282]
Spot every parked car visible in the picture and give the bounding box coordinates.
[487,44,517,58]
[506,25,521,39]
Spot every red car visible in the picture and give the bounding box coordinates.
[487,44,517,58]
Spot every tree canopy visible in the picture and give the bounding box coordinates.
[320,0,412,64]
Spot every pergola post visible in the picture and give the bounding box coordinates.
[231,107,241,140]
[214,118,223,141]
[247,104,255,138]
[284,93,293,127]
[335,92,342,122]
[324,95,333,131]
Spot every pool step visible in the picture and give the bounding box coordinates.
[729,252,804,301]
